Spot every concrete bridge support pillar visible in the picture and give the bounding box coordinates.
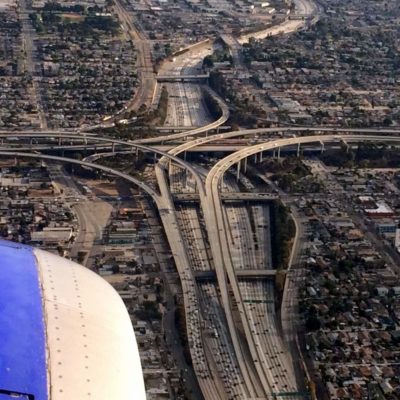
[297,143,301,157]
[135,147,139,158]
[236,160,241,182]
[320,141,325,154]
[184,151,187,161]
[112,143,116,153]
[244,157,248,173]
[260,152,263,162]
[277,147,281,159]
[58,137,62,146]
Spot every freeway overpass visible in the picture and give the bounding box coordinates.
[3,140,400,155]
[173,192,279,202]
[0,149,221,398]
[153,126,400,162]
[156,74,209,82]
[2,133,400,400]
[0,133,207,195]
[155,125,232,132]
[194,269,285,281]
[2,125,400,147]
[0,151,160,200]
[155,129,400,400]
[203,133,400,398]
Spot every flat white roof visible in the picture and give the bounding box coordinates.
[365,201,394,214]
[359,195,374,202]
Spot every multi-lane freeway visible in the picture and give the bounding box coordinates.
[155,46,220,131]
[4,0,400,397]
[4,132,400,400]
[112,0,155,114]
[239,0,319,43]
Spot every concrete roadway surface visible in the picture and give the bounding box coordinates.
[158,45,215,77]
[158,46,216,129]
[169,164,252,399]
[82,0,314,130]
[46,163,84,200]
[203,173,272,398]
[155,164,224,399]
[162,165,272,399]
[4,124,400,148]
[46,162,113,267]
[150,128,400,398]
[239,0,318,43]
[70,200,113,267]
[158,149,263,396]
[164,83,214,128]
[5,132,400,398]
[19,0,48,129]
[221,175,299,396]
[2,140,310,399]
[280,201,308,390]
[254,171,307,389]
[200,134,400,397]
[164,131,400,164]
[42,162,113,267]
[112,0,155,113]
[141,201,204,400]
[223,176,298,398]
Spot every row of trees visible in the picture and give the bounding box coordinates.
[209,71,263,127]
[30,11,119,36]
[270,202,296,270]
[202,89,222,119]
[202,49,233,69]
[155,86,169,125]
[321,143,400,168]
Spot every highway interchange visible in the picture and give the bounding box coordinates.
[2,132,400,400]
[3,0,400,398]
